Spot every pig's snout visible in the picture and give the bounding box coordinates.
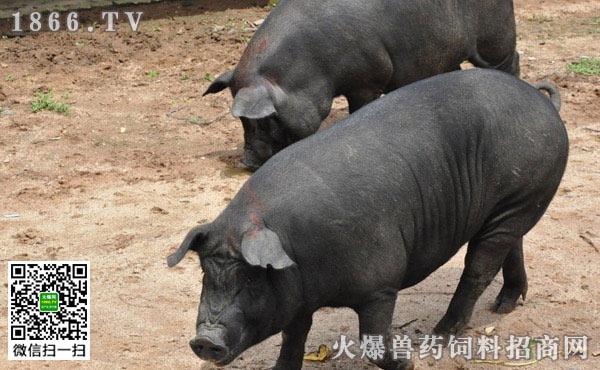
[189,327,229,363]
[241,148,269,171]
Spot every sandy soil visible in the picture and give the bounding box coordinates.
[0,0,599,369]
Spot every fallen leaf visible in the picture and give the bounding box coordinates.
[303,344,331,362]
[484,326,495,335]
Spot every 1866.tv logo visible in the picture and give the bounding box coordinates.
[11,11,143,33]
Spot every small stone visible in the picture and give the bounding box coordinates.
[151,206,169,215]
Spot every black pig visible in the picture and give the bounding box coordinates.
[169,69,567,370]
[203,0,520,169]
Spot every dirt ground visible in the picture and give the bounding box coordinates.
[0,0,598,369]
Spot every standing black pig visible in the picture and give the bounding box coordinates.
[169,69,567,370]
[203,0,520,169]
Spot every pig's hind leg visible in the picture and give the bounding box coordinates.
[433,233,520,336]
[356,290,414,370]
[492,238,528,314]
[470,7,520,77]
[469,50,520,77]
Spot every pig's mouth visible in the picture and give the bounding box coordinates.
[240,156,263,171]
[198,333,254,367]
[208,344,246,367]
[212,353,236,367]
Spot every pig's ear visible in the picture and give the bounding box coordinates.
[167,225,209,267]
[240,227,295,269]
[203,70,234,96]
[231,85,277,119]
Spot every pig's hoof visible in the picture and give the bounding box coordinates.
[272,360,301,370]
[491,286,525,314]
[432,319,466,337]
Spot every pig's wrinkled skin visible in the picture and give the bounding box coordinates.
[168,69,567,370]
[203,0,520,169]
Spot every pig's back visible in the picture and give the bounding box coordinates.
[237,69,566,294]
[240,0,473,89]
[255,68,566,218]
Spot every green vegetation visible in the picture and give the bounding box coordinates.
[31,91,70,115]
[180,73,190,81]
[527,14,553,24]
[567,57,600,76]
[186,116,203,125]
[5,74,15,82]
[238,35,251,43]
[147,70,159,78]
[268,0,279,7]
[584,17,600,33]
[203,73,214,82]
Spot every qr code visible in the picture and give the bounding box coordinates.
[8,261,90,360]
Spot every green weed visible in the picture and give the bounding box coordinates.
[31,91,70,115]
[567,57,600,76]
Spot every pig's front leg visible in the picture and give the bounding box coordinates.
[356,290,414,370]
[346,90,381,113]
[273,312,313,370]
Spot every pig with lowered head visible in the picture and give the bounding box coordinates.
[203,0,520,169]
[168,69,567,370]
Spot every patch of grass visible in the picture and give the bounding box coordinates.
[237,35,251,43]
[186,116,204,125]
[5,74,15,82]
[203,73,214,82]
[567,57,600,76]
[147,70,159,78]
[180,73,190,81]
[527,14,553,24]
[582,17,600,33]
[31,91,70,115]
